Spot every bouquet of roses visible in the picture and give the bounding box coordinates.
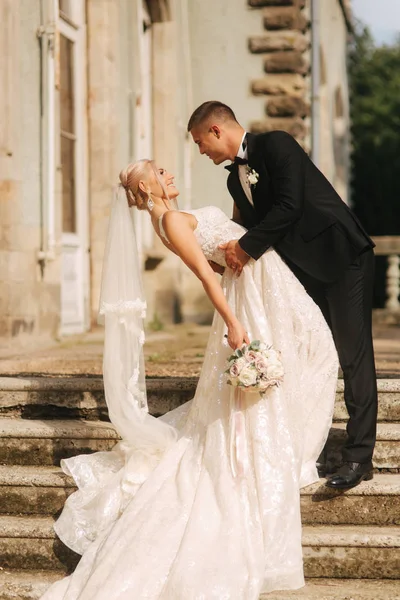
[225,340,284,392]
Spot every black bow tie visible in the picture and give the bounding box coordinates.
[225,156,248,172]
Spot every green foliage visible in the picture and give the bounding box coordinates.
[349,24,400,235]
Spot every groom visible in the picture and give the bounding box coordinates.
[188,101,378,490]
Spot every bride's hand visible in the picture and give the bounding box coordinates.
[227,321,250,350]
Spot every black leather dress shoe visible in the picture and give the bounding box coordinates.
[325,461,373,490]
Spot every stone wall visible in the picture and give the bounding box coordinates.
[0,0,60,342]
[247,0,310,143]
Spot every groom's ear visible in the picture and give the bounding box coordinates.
[210,125,221,139]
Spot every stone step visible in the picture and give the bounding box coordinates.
[0,574,399,600]
[326,423,400,470]
[0,466,75,516]
[0,376,197,420]
[0,573,399,600]
[1,466,399,527]
[0,418,118,466]
[302,525,400,579]
[301,474,400,526]
[1,418,400,468]
[0,376,399,422]
[1,517,399,579]
[0,571,61,600]
[261,578,400,599]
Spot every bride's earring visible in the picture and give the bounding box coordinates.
[147,195,154,211]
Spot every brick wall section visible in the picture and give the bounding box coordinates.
[248,0,310,141]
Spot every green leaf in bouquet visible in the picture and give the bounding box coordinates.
[249,340,261,351]
[234,348,243,358]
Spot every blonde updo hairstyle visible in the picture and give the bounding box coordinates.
[119,159,170,210]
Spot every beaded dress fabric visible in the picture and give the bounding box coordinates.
[42,206,338,600]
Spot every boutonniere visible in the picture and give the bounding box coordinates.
[246,167,259,187]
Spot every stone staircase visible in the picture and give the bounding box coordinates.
[0,376,399,599]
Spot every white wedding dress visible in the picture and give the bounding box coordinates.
[42,206,338,600]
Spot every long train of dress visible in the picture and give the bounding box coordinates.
[41,206,338,599]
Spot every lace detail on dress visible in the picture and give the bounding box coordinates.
[99,299,146,318]
[187,206,246,267]
[160,206,246,267]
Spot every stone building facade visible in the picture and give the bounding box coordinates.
[0,0,352,342]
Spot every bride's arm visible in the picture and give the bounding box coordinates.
[162,211,249,349]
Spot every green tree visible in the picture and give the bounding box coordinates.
[349,25,400,236]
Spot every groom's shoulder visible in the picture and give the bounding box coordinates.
[255,130,299,148]
[253,130,304,156]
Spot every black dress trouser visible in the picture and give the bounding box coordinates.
[286,249,378,464]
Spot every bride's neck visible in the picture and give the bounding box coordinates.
[148,195,179,221]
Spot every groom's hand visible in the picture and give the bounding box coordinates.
[219,240,250,275]
[209,260,225,275]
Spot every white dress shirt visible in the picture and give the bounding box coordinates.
[236,132,254,207]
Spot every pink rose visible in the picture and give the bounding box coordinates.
[254,355,269,373]
[230,357,247,377]
[244,350,258,363]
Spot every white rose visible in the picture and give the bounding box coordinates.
[230,357,247,377]
[266,364,284,380]
[248,174,257,185]
[238,366,258,387]
[258,378,272,391]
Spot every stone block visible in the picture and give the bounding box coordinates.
[249,31,308,54]
[250,117,306,139]
[251,73,306,96]
[264,51,309,74]
[266,95,310,117]
[263,6,308,31]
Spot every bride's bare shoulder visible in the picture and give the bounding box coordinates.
[162,210,197,232]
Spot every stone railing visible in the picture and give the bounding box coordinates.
[372,236,400,313]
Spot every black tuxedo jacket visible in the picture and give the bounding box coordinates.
[226,131,374,283]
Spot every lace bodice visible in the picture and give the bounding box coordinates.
[159,206,246,267]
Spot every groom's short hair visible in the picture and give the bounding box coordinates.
[187,101,238,132]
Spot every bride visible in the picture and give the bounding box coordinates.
[41,160,338,599]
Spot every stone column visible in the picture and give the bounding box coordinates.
[87,0,120,322]
[0,0,24,337]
